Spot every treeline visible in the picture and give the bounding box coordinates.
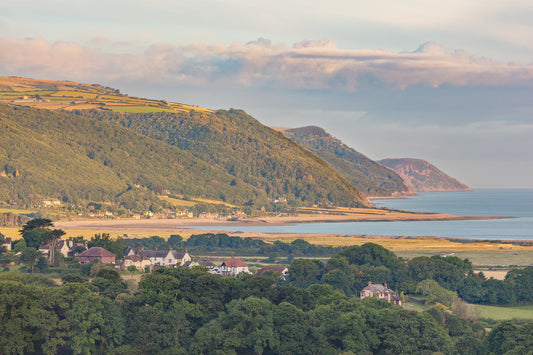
[124,233,345,257]
[85,233,533,305]
[289,243,533,306]
[2,241,533,354]
[3,267,530,355]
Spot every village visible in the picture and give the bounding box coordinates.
[1,232,401,305]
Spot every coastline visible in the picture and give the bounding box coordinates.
[54,211,510,232]
[43,211,533,268]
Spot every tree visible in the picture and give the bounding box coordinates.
[0,233,7,256]
[415,279,459,307]
[288,259,325,287]
[191,297,278,354]
[20,247,45,273]
[88,233,127,259]
[19,218,65,265]
[44,228,65,266]
[338,242,399,268]
[19,218,53,235]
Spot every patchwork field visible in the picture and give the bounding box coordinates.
[0,77,212,114]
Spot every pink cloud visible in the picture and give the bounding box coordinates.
[1,37,532,90]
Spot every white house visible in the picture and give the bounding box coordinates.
[217,256,251,276]
[126,247,191,268]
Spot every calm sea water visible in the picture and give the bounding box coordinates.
[193,189,533,240]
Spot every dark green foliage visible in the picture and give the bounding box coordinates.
[75,108,370,208]
[288,259,326,287]
[1,240,530,354]
[487,321,533,354]
[0,276,124,355]
[0,104,243,211]
[19,218,54,249]
[338,242,400,268]
[284,126,413,196]
[88,233,127,259]
[458,266,533,305]
[125,233,345,257]
[20,247,48,272]
[61,272,88,284]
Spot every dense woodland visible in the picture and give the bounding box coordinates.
[0,103,371,213]
[73,108,368,208]
[2,230,532,354]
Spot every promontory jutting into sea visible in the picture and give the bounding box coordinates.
[194,189,533,240]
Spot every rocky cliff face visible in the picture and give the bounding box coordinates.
[378,158,471,192]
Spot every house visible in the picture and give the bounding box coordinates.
[67,241,87,257]
[118,254,151,271]
[126,247,191,268]
[39,240,71,257]
[78,247,116,264]
[183,260,216,269]
[360,282,402,305]
[255,265,289,280]
[218,256,251,276]
[1,235,12,251]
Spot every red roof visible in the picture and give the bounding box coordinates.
[79,247,115,258]
[222,256,248,268]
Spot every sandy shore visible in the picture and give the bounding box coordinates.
[54,211,508,234]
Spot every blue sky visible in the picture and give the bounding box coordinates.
[1,0,532,188]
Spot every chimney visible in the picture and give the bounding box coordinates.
[169,247,173,250]
[154,247,158,251]
[368,281,372,285]
[384,283,388,289]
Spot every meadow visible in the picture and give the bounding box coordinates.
[476,305,533,321]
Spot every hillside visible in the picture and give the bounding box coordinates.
[282,126,414,196]
[74,109,370,208]
[378,158,471,192]
[0,77,371,210]
[0,104,251,211]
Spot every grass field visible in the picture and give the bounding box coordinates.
[159,196,196,207]
[476,305,533,320]
[0,208,35,214]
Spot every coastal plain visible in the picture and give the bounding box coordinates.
[10,209,522,272]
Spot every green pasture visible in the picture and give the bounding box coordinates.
[476,305,533,321]
[0,208,34,214]
[159,196,196,207]
[395,249,533,268]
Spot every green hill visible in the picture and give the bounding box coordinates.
[74,109,369,208]
[0,104,251,211]
[0,77,371,210]
[282,126,414,196]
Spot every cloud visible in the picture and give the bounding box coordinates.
[1,37,532,91]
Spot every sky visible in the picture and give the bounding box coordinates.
[1,0,532,188]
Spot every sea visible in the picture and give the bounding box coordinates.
[193,189,533,241]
